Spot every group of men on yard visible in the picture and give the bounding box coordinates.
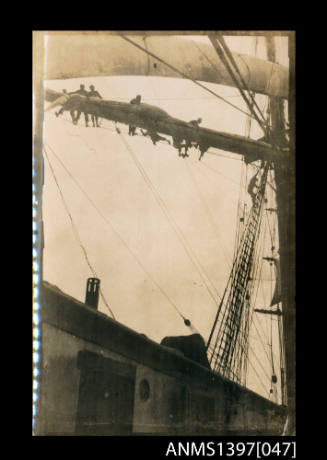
[55,84,102,127]
[127,94,206,158]
[48,86,261,203]
[49,86,208,160]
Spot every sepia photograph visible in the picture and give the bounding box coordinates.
[32,30,295,437]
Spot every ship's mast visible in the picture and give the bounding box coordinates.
[206,34,294,421]
[265,34,295,434]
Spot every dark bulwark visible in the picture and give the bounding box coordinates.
[45,88,285,164]
[36,281,286,436]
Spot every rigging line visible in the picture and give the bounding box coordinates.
[231,329,271,399]
[207,184,265,354]
[198,159,247,191]
[234,300,251,385]
[268,168,277,245]
[222,185,267,373]
[191,39,221,75]
[251,223,273,347]
[119,34,260,120]
[210,302,271,395]
[245,102,252,139]
[232,161,251,374]
[198,160,276,245]
[263,61,275,102]
[249,163,276,194]
[237,176,270,352]
[270,312,275,375]
[243,62,258,139]
[252,311,270,360]
[57,115,117,135]
[250,234,280,366]
[251,206,267,302]
[265,209,275,248]
[186,160,233,271]
[247,340,273,384]
[209,37,266,132]
[44,141,189,325]
[117,131,223,307]
[265,176,276,247]
[192,162,254,270]
[251,313,274,365]
[44,147,116,320]
[206,149,241,161]
[253,212,266,286]
[189,158,244,205]
[233,156,247,263]
[239,36,258,114]
[269,256,276,375]
[215,34,269,128]
[208,34,268,136]
[66,133,97,153]
[237,327,274,348]
[194,157,239,266]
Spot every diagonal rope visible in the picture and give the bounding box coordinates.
[44,141,197,329]
[117,131,223,307]
[185,160,233,271]
[119,34,259,120]
[216,34,269,126]
[44,147,116,319]
[208,34,269,136]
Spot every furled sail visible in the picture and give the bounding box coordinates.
[45,35,288,98]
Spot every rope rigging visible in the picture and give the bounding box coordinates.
[44,146,116,320]
[44,141,198,332]
[231,166,281,395]
[249,160,284,404]
[119,34,263,121]
[216,34,269,129]
[207,162,270,384]
[44,130,279,401]
[229,327,272,399]
[48,114,280,396]
[44,48,286,402]
[185,160,233,271]
[117,130,223,309]
[205,192,261,355]
[246,217,273,382]
[207,34,270,138]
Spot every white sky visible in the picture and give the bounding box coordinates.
[41,34,288,403]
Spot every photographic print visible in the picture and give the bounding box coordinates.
[32,31,295,436]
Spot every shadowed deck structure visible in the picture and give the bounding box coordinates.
[36,281,286,436]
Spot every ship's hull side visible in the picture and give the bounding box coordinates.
[36,282,286,436]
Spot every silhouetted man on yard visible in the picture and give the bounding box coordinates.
[189,117,202,128]
[186,118,202,152]
[71,84,89,127]
[141,129,170,146]
[87,85,102,127]
[128,95,141,136]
